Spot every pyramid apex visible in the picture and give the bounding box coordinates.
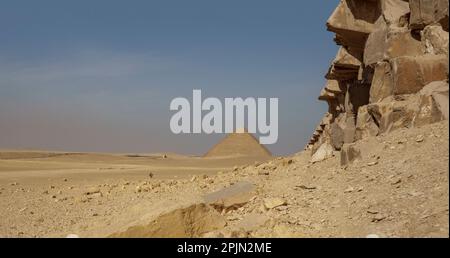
[204,131,272,158]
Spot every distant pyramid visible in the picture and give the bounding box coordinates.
[204,129,272,158]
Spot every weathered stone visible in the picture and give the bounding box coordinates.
[319,88,337,101]
[203,181,255,212]
[325,80,345,94]
[415,81,449,125]
[334,46,362,69]
[422,25,449,56]
[390,55,449,95]
[367,96,418,133]
[410,0,449,31]
[370,61,393,103]
[365,19,423,66]
[340,143,362,166]
[327,0,380,50]
[311,142,334,163]
[355,105,380,140]
[330,122,345,150]
[263,198,287,209]
[335,112,357,144]
[380,0,410,26]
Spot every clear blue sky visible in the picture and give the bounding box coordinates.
[0,0,339,156]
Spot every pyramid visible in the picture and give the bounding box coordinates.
[204,130,272,158]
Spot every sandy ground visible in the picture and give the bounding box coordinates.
[0,121,448,238]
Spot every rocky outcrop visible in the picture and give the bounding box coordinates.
[307,0,449,160]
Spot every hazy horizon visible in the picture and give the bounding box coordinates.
[0,1,339,156]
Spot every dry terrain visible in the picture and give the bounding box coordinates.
[0,121,448,238]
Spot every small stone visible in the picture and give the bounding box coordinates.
[190,175,198,182]
[372,214,386,222]
[415,135,424,143]
[367,161,378,166]
[148,172,154,178]
[263,197,287,209]
[391,178,402,185]
[84,187,101,195]
[367,209,379,215]
[344,186,354,193]
[296,185,317,190]
[258,170,270,176]
[397,138,408,144]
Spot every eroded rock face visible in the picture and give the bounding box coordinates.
[390,55,449,95]
[307,0,449,157]
[409,0,449,31]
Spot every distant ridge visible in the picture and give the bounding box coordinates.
[204,130,272,158]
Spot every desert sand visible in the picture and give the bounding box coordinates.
[0,121,448,238]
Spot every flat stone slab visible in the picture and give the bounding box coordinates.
[203,181,255,211]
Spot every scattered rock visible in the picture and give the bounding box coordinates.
[344,186,354,193]
[84,187,101,196]
[372,214,387,223]
[367,161,378,167]
[295,185,317,190]
[415,135,425,143]
[311,143,334,163]
[263,198,287,209]
[203,181,255,212]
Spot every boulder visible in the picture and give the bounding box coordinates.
[263,198,287,209]
[311,142,334,163]
[203,181,255,212]
[330,122,345,150]
[422,25,449,56]
[335,112,357,144]
[355,105,380,140]
[334,46,362,69]
[364,19,424,66]
[409,0,449,31]
[415,81,449,125]
[390,55,449,95]
[380,0,411,26]
[370,61,393,103]
[340,143,362,166]
[327,0,380,50]
[367,96,418,133]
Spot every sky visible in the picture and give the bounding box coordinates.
[0,0,339,156]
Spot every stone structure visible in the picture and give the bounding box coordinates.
[307,0,449,157]
[205,131,272,158]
